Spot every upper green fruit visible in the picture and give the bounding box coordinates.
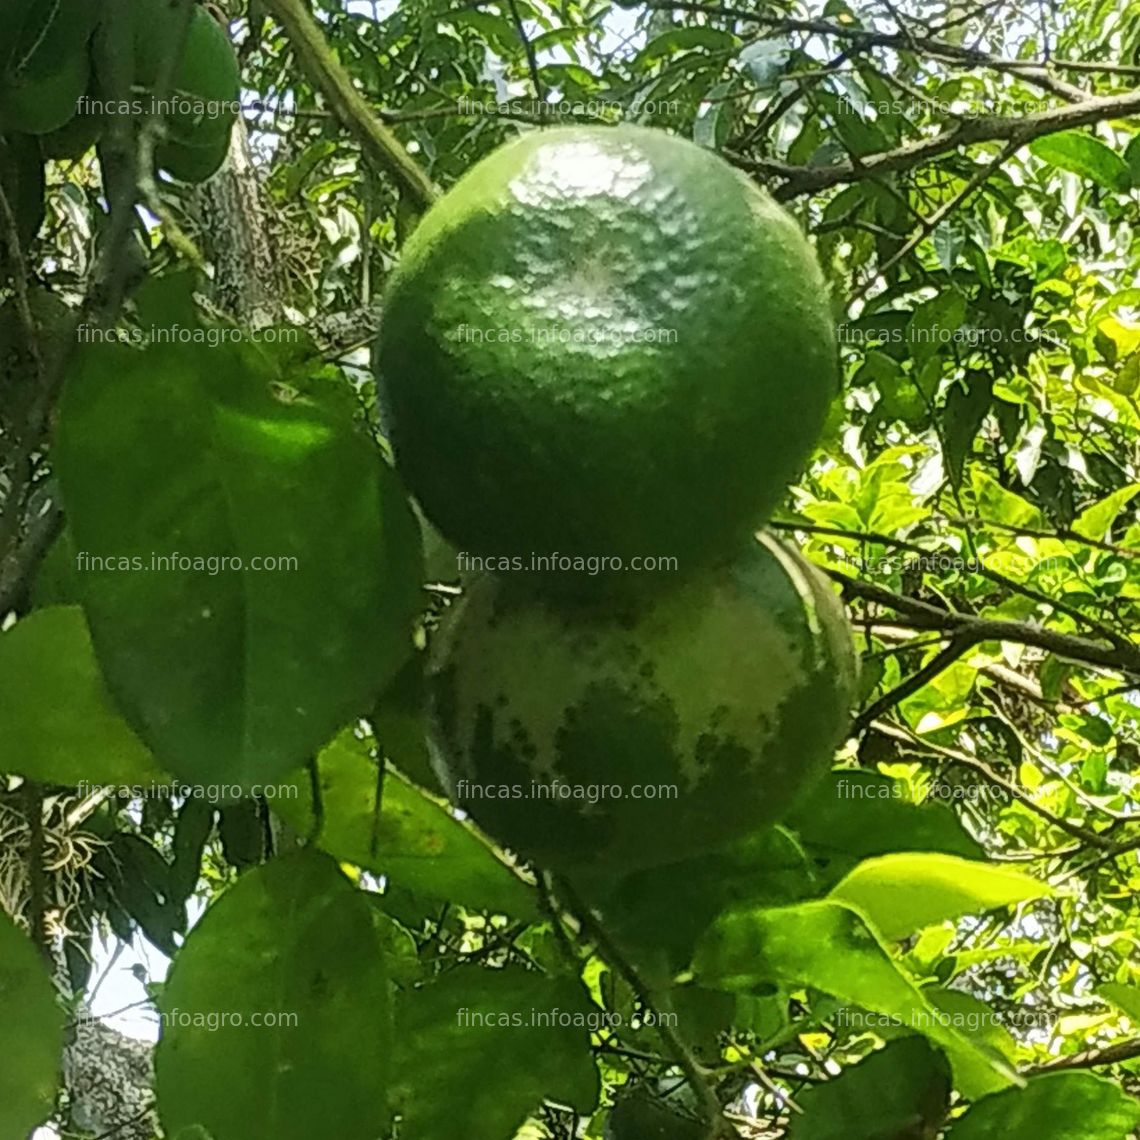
[429,533,857,873]
[379,125,838,580]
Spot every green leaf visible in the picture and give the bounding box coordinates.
[1072,484,1140,541]
[1098,983,1140,1023]
[93,833,187,955]
[942,371,993,489]
[32,529,81,608]
[56,337,423,788]
[693,80,732,150]
[829,854,1052,941]
[393,966,600,1140]
[1125,135,1140,185]
[1116,352,1140,396]
[786,771,984,887]
[0,910,63,1137]
[637,26,739,66]
[0,606,163,785]
[170,798,215,905]
[1030,132,1133,192]
[907,291,967,368]
[923,987,1019,1100]
[971,469,1045,528]
[692,899,1019,1091]
[787,1038,952,1139]
[591,825,815,980]
[373,654,439,793]
[946,1072,1140,1139]
[154,851,391,1140]
[737,38,791,89]
[276,731,538,919]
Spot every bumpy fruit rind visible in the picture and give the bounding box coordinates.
[429,533,857,873]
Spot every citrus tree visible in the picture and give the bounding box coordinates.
[1,0,1140,1138]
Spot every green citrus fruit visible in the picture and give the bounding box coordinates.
[157,128,230,183]
[164,6,239,145]
[130,0,191,89]
[0,0,99,135]
[379,125,838,580]
[605,1087,704,1140]
[151,7,238,183]
[0,49,90,135]
[428,533,856,873]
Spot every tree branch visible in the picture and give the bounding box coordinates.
[729,87,1140,198]
[872,720,1120,850]
[554,875,736,1139]
[1027,1037,1140,1073]
[262,0,437,210]
[853,632,978,734]
[829,570,1140,677]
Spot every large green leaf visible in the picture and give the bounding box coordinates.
[947,1072,1140,1139]
[1030,132,1133,192]
[786,771,984,887]
[393,966,600,1140]
[828,854,1052,941]
[0,605,162,785]
[55,336,423,788]
[276,731,538,919]
[787,1038,952,1139]
[154,850,390,1140]
[0,910,63,1137]
[692,899,1019,1091]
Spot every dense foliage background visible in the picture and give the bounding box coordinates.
[2,0,1140,1136]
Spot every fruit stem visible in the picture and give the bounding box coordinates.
[553,875,736,1140]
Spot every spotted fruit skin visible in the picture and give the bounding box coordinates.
[429,534,857,873]
[378,125,838,580]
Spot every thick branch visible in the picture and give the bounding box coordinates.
[1028,1037,1140,1073]
[263,0,437,209]
[729,87,1140,198]
[830,571,1140,677]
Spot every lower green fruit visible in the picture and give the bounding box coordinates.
[39,102,102,159]
[605,1087,704,1140]
[157,130,230,183]
[429,533,857,873]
